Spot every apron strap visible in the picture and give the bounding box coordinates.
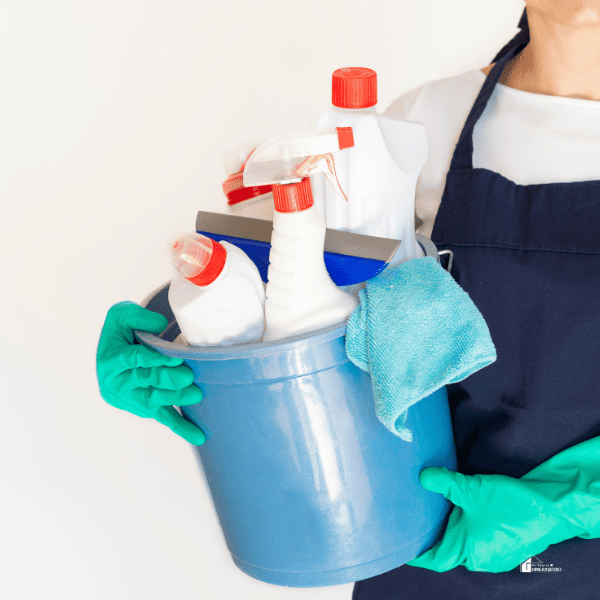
[449,39,530,172]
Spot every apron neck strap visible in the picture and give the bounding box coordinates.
[449,39,530,172]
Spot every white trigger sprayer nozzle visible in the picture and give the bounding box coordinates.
[295,154,349,202]
[242,127,354,208]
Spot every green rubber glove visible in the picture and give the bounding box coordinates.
[408,436,600,573]
[96,301,205,445]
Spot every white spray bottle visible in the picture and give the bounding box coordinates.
[310,67,428,264]
[243,127,359,342]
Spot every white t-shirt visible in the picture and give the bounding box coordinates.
[383,69,600,240]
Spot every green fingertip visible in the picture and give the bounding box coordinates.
[105,301,136,324]
[175,371,197,390]
[178,368,195,385]
[165,355,185,366]
[419,467,441,490]
[180,425,205,445]
[188,385,204,402]
[112,300,136,310]
[192,430,206,445]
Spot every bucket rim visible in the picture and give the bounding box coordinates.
[134,318,349,360]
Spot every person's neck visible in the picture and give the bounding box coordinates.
[500,7,600,102]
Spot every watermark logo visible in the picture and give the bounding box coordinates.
[520,556,562,573]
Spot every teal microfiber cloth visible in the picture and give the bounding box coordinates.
[345,256,497,442]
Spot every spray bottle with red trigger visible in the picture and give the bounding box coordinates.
[243,127,359,342]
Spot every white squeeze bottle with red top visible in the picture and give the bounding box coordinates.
[167,233,266,346]
[243,127,359,342]
[310,67,428,264]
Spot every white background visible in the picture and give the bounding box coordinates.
[0,1,522,598]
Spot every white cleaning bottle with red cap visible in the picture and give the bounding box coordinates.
[167,233,266,346]
[243,127,359,342]
[310,67,428,264]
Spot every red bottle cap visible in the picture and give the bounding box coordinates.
[332,67,377,109]
[222,147,273,206]
[272,177,313,213]
[222,171,273,206]
[187,239,227,286]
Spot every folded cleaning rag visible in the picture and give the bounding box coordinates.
[345,256,496,442]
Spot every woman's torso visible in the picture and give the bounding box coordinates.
[354,51,600,599]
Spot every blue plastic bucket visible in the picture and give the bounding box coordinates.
[135,236,456,587]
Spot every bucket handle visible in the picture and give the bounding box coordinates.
[437,249,453,273]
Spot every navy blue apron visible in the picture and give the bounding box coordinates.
[354,40,600,599]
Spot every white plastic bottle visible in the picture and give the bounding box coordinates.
[310,67,428,264]
[167,233,266,346]
[243,127,359,342]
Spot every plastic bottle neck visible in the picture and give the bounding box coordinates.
[333,105,377,114]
